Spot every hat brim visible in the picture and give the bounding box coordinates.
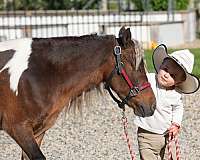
[152,44,200,94]
[176,73,200,94]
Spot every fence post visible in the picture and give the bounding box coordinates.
[168,0,175,21]
[102,0,107,11]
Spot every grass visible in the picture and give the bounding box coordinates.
[144,48,200,77]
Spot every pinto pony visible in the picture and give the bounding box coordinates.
[0,26,156,160]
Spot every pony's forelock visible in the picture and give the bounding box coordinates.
[133,39,144,71]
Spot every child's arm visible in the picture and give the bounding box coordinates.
[168,96,183,137]
[171,96,184,126]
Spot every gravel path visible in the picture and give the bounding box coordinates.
[0,89,200,160]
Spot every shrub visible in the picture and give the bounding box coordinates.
[132,0,189,11]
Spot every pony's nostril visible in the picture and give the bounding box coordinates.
[151,101,156,111]
[140,103,155,117]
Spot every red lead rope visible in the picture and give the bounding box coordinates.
[122,112,181,160]
[168,135,181,160]
[122,111,136,160]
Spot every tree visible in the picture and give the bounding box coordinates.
[2,0,67,10]
[132,0,189,11]
[5,0,48,10]
[0,0,4,10]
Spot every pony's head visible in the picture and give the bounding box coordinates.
[106,26,156,117]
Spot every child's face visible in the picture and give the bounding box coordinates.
[157,58,186,88]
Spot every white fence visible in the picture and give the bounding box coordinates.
[0,10,197,48]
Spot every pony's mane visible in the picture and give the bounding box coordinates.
[133,39,144,71]
[78,33,115,41]
[31,34,116,70]
[33,34,115,43]
[66,83,106,115]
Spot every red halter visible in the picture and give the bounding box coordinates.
[121,67,151,91]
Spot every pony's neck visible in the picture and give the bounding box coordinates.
[53,36,116,99]
[21,35,117,113]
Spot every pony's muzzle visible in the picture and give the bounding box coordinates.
[135,101,156,117]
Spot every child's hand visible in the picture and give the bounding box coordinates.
[168,123,180,138]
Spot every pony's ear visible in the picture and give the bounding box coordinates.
[119,26,126,37]
[118,27,132,48]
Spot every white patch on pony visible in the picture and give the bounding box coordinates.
[0,38,33,95]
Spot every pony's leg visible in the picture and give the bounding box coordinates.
[21,132,46,160]
[7,124,46,160]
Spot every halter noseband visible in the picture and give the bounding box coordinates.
[105,45,151,110]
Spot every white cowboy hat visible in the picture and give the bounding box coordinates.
[153,44,200,94]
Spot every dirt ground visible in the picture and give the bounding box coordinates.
[0,89,200,160]
[0,40,199,160]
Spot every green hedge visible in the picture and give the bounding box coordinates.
[144,48,200,77]
[0,0,98,10]
[132,0,189,11]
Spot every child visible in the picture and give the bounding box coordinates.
[134,44,200,160]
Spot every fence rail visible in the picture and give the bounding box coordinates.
[0,9,197,48]
[0,10,146,40]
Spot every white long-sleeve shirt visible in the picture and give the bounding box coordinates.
[134,73,184,134]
